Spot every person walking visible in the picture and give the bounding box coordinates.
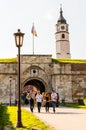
[45,92,50,112]
[51,90,57,113]
[35,90,43,113]
[26,90,35,112]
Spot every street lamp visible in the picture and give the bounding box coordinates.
[14,29,24,128]
[9,76,12,106]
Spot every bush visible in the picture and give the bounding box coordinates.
[78,98,86,106]
[0,102,2,107]
[0,105,4,129]
[83,99,86,106]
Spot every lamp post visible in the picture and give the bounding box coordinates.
[9,76,12,106]
[14,29,24,127]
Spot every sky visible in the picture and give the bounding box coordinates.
[0,0,86,59]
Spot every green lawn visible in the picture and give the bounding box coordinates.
[61,103,86,109]
[1,104,86,130]
[0,106,53,130]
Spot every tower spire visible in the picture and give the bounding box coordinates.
[57,5,67,24]
[60,4,63,17]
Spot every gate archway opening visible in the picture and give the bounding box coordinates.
[23,79,45,94]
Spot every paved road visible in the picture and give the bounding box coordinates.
[24,106,86,130]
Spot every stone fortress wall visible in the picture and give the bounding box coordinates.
[0,55,86,104]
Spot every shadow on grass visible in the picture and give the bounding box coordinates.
[0,105,14,130]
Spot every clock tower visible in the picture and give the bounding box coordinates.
[55,7,71,59]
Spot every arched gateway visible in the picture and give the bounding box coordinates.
[23,78,46,93]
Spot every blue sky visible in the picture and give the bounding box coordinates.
[0,0,86,59]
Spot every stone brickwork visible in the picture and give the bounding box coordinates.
[0,55,86,104]
[0,62,17,104]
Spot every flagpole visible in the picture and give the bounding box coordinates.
[32,31,34,55]
[32,23,34,55]
[31,23,37,55]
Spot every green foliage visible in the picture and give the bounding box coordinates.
[0,58,17,62]
[0,105,3,129]
[78,99,85,105]
[83,99,86,106]
[1,106,52,130]
[0,106,13,129]
[0,57,86,64]
[78,98,86,106]
[52,58,86,64]
[0,102,2,106]
[61,103,86,109]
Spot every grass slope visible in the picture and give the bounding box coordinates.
[1,106,53,130]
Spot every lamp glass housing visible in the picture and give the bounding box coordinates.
[14,29,24,47]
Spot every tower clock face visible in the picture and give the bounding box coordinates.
[61,26,65,30]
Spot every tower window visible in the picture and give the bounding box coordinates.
[62,34,65,38]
